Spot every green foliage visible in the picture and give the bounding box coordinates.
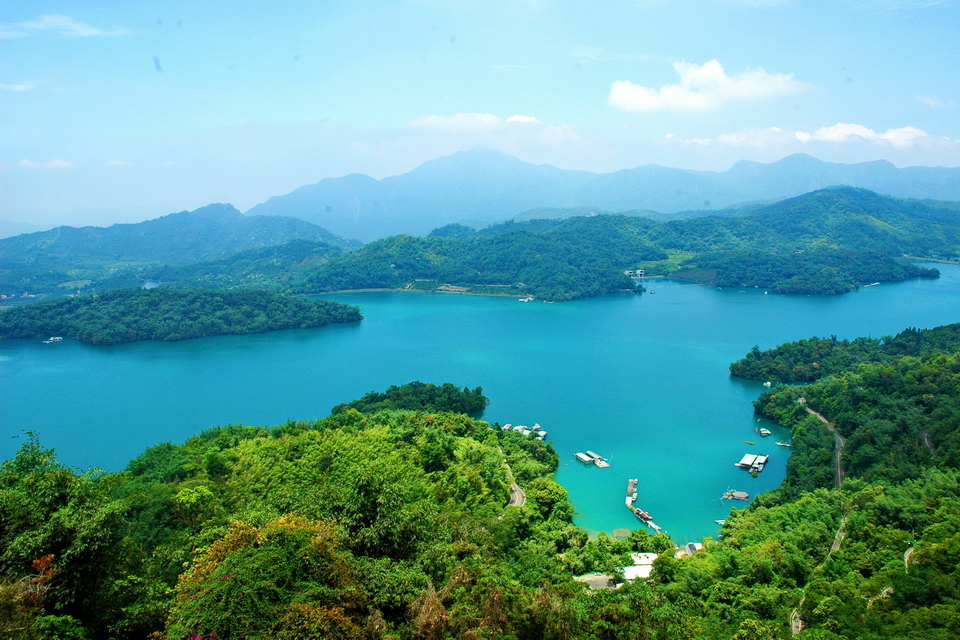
[333,381,489,416]
[731,323,960,383]
[7,336,960,639]
[296,215,665,301]
[0,287,361,345]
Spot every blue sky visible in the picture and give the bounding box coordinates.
[2,0,958,227]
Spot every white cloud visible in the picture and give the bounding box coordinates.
[0,81,35,91]
[407,113,580,144]
[917,95,954,109]
[610,59,808,112]
[506,114,541,124]
[716,126,795,147]
[408,112,502,132]
[795,123,928,148]
[1,14,128,39]
[664,123,933,150]
[664,134,712,146]
[19,158,72,169]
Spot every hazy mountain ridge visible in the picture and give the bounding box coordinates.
[245,148,960,241]
[0,204,359,297]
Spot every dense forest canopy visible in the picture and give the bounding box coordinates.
[4,328,960,639]
[0,288,362,346]
[332,382,489,416]
[730,322,960,382]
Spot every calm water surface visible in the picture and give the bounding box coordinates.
[3,265,959,542]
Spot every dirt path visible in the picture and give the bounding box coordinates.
[904,546,915,570]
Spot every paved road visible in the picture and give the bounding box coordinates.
[799,398,846,488]
[920,429,936,455]
[508,482,526,507]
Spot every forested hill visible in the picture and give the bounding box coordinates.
[0,204,360,297]
[5,186,958,302]
[287,187,952,299]
[0,288,362,345]
[293,214,666,301]
[730,322,960,382]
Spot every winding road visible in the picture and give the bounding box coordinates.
[798,398,846,488]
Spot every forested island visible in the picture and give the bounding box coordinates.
[4,338,960,639]
[0,288,362,346]
[4,186,958,302]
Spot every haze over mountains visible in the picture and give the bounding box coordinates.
[246,148,960,241]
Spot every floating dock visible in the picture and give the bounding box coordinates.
[574,452,594,464]
[735,453,769,473]
[624,477,661,532]
[586,451,610,467]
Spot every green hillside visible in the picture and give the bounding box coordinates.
[0,204,359,297]
[4,335,960,639]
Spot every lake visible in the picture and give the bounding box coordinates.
[3,265,959,543]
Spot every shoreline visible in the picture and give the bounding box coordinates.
[302,287,525,299]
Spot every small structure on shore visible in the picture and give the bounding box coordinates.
[503,423,547,440]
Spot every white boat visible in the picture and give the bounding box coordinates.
[762,381,772,387]
[756,427,772,437]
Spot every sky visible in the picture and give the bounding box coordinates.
[2,0,959,228]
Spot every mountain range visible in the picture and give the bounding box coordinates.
[246,148,960,241]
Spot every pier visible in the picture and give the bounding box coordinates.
[624,478,662,532]
[575,450,610,467]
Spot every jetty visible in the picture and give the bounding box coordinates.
[624,478,662,532]
[735,453,769,473]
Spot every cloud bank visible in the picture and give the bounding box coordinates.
[666,122,935,150]
[19,159,72,169]
[1,14,128,39]
[610,59,808,111]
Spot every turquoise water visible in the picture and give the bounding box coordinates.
[2,265,959,543]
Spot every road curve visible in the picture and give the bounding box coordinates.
[799,398,846,488]
[508,482,526,507]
